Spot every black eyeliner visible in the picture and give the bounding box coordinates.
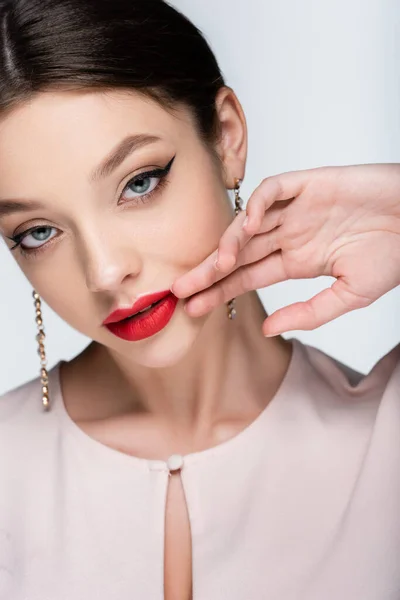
[6,227,37,250]
[131,155,176,183]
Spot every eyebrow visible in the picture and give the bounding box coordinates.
[89,133,162,183]
[0,199,43,218]
[0,134,162,218]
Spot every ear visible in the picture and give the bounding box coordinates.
[214,86,248,189]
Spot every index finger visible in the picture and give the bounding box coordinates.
[244,170,309,233]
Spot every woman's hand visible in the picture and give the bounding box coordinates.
[171,164,400,337]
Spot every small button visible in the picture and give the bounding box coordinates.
[167,454,184,472]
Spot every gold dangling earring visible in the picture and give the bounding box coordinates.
[227,178,244,321]
[32,290,50,411]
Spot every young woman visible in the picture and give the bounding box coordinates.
[0,1,399,599]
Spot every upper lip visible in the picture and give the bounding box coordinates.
[103,290,172,325]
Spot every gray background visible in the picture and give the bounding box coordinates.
[1,0,399,395]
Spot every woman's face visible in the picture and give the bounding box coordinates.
[0,89,241,367]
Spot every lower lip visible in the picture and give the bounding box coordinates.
[105,293,179,342]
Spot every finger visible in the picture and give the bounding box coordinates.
[175,227,282,303]
[217,232,241,272]
[182,168,308,296]
[217,203,288,270]
[216,209,251,271]
[173,204,288,300]
[185,249,288,316]
[172,211,252,298]
[235,230,282,268]
[262,278,369,336]
[172,246,229,300]
[243,171,309,234]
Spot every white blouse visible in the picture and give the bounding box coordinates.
[0,337,399,600]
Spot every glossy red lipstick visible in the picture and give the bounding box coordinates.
[103,290,179,342]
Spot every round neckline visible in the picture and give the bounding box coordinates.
[50,338,301,470]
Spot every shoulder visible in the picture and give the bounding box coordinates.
[0,365,64,514]
[298,339,400,397]
[283,340,400,475]
[290,340,400,440]
[0,363,61,444]
[0,373,41,416]
[291,339,400,428]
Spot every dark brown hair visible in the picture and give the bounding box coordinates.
[0,0,226,150]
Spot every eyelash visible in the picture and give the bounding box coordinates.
[7,155,176,259]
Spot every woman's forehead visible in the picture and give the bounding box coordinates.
[0,89,189,149]
[0,89,190,180]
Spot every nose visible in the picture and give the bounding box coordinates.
[80,229,143,294]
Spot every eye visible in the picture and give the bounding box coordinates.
[121,174,161,202]
[119,156,175,204]
[10,226,57,251]
[24,226,57,248]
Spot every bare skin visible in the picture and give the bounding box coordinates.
[0,86,293,599]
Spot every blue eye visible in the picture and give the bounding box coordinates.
[119,155,175,204]
[22,227,56,248]
[122,174,161,201]
[8,225,57,252]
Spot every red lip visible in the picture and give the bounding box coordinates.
[104,291,179,342]
[103,290,172,325]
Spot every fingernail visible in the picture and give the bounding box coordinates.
[242,216,249,229]
[214,252,220,270]
[264,331,280,338]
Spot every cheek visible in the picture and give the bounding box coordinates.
[156,186,233,270]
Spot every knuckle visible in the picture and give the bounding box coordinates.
[260,175,284,198]
[250,178,285,213]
